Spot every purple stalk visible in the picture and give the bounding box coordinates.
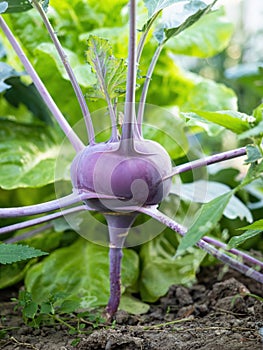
[137,44,163,135]
[121,0,137,142]
[4,223,53,243]
[104,213,137,319]
[0,205,86,235]
[140,207,263,283]
[31,0,95,144]
[0,15,84,152]
[203,236,263,270]
[163,147,247,180]
[0,192,86,218]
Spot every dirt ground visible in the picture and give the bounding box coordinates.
[0,265,263,350]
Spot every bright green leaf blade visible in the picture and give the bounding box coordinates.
[119,293,150,315]
[170,180,252,222]
[0,119,62,189]
[169,7,234,57]
[86,35,127,100]
[191,110,252,134]
[176,191,233,256]
[228,230,262,249]
[238,219,263,231]
[0,0,32,12]
[25,239,139,309]
[0,244,48,264]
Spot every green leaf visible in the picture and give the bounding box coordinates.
[0,62,21,93]
[119,294,150,315]
[143,0,186,18]
[139,232,206,302]
[25,239,139,309]
[0,244,48,264]
[35,43,96,89]
[170,180,252,222]
[239,121,263,140]
[176,191,233,256]
[238,219,263,231]
[86,35,127,100]
[0,0,32,13]
[191,110,252,134]
[0,118,62,189]
[4,77,53,125]
[244,145,262,164]
[169,7,234,57]
[228,230,262,249]
[155,0,216,44]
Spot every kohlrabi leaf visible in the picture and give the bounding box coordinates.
[154,0,216,44]
[244,145,262,164]
[0,62,21,93]
[0,119,62,189]
[25,239,139,310]
[190,110,252,134]
[170,180,252,222]
[143,0,186,18]
[238,219,263,231]
[4,77,53,125]
[169,7,234,57]
[0,0,32,13]
[86,35,127,100]
[181,80,237,111]
[139,231,206,302]
[239,121,263,140]
[176,191,233,256]
[228,230,262,249]
[35,43,96,89]
[0,244,48,264]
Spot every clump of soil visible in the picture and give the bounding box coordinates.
[0,265,263,350]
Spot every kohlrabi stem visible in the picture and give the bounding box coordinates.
[104,213,137,319]
[163,147,247,180]
[141,207,263,283]
[203,236,263,270]
[121,0,137,142]
[0,205,86,235]
[137,44,163,135]
[0,16,84,152]
[5,223,53,243]
[105,247,123,318]
[31,0,95,144]
[137,12,160,63]
[0,191,100,218]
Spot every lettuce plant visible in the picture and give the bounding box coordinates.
[0,0,262,319]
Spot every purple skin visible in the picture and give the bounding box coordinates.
[70,139,172,210]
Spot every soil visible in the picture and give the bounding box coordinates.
[0,265,263,350]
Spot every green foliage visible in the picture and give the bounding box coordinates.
[0,0,32,13]
[86,35,127,99]
[139,231,206,302]
[25,239,140,313]
[0,243,47,264]
[0,62,21,92]
[169,7,234,57]
[0,119,62,189]
[176,191,233,256]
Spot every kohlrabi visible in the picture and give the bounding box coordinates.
[0,0,262,320]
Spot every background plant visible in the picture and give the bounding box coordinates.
[0,0,262,319]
